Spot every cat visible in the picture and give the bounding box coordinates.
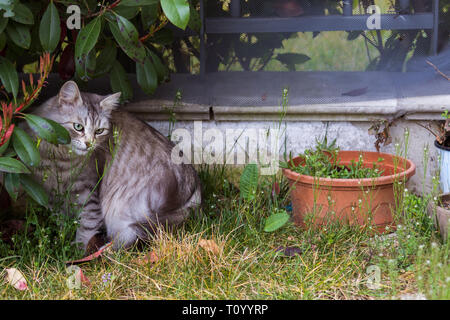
[29,81,201,251]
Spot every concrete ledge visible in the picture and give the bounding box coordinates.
[140,71,449,122]
[35,71,450,122]
[122,100,210,121]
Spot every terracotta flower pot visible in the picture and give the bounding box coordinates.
[282,151,416,233]
[427,194,450,241]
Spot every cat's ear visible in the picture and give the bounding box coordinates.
[58,81,82,106]
[100,92,121,112]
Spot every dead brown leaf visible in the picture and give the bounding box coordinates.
[198,239,221,255]
[5,268,28,291]
[133,251,159,266]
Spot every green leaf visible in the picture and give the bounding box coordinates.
[141,4,159,29]
[0,56,18,98]
[114,5,140,19]
[75,48,96,81]
[0,136,10,155]
[12,127,40,167]
[239,163,259,201]
[161,0,190,30]
[10,2,33,25]
[264,210,290,232]
[120,0,159,6]
[108,13,146,64]
[75,16,101,58]
[187,3,201,33]
[75,16,101,80]
[39,1,61,53]
[0,15,8,33]
[50,119,71,145]
[19,174,48,207]
[94,44,117,77]
[0,156,30,173]
[23,114,71,145]
[136,56,157,95]
[4,172,19,201]
[147,49,168,82]
[110,60,133,102]
[6,22,30,49]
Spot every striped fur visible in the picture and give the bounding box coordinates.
[30,81,201,251]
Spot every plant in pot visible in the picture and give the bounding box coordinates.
[423,110,450,241]
[430,110,450,193]
[427,194,450,242]
[281,138,416,233]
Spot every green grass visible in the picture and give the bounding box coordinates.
[0,162,448,300]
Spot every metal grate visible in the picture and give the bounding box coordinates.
[199,0,440,74]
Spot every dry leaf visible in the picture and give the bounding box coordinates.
[78,268,90,287]
[5,268,28,291]
[342,87,368,97]
[275,246,302,257]
[134,251,159,266]
[66,242,112,265]
[198,239,221,255]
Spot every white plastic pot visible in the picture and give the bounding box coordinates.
[435,140,450,193]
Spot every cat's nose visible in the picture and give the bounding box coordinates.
[85,141,92,148]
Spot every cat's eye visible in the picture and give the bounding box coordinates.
[95,128,105,135]
[73,123,84,132]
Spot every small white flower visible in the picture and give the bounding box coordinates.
[431,242,438,248]
[426,260,431,265]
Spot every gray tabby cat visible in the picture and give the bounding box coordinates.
[30,81,201,250]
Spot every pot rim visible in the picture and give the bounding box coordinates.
[434,139,450,151]
[282,150,416,187]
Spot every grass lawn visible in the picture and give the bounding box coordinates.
[0,163,448,300]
